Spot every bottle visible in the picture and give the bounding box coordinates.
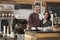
[5,13,7,17]
[2,13,4,17]
[15,24,18,29]
[3,26,6,36]
[54,13,57,17]
[11,14,14,17]
[4,13,5,17]
[9,13,11,17]
[7,26,10,37]
[7,13,8,17]
[0,13,1,17]
[1,13,2,17]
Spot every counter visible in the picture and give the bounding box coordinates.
[25,30,60,40]
[0,37,16,40]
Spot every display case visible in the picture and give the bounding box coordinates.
[0,11,14,37]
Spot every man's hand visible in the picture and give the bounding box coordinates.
[27,25,30,30]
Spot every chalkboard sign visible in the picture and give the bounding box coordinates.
[15,4,32,10]
[47,3,60,17]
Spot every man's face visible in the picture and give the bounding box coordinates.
[34,6,40,14]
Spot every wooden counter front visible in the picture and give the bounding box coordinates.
[25,31,60,40]
[53,26,60,31]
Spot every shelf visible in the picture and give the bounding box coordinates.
[0,11,14,12]
[0,17,14,19]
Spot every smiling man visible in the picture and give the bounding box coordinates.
[27,5,41,30]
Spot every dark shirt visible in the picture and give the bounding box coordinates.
[15,29,25,34]
[1,19,9,31]
[41,19,52,27]
[28,13,41,29]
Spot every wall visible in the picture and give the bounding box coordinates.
[0,0,60,4]
[14,9,33,20]
[43,0,60,2]
[17,0,34,4]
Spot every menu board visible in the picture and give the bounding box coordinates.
[15,4,32,10]
[47,3,60,17]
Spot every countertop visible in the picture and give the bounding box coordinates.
[25,30,60,33]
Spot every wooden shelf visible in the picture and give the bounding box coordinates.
[0,17,14,19]
[17,0,34,4]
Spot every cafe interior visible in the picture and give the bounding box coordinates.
[0,0,60,40]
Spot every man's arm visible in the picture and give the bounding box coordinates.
[27,14,33,30]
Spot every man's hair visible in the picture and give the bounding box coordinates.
[35,2,40,6]
[34,3,40,7]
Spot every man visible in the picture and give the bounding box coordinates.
[27,5,41,30]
